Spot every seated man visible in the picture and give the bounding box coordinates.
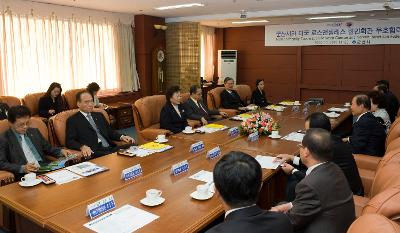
[66,91,135,158]
[184,85,227,125]
[343,94,386,156]
[276,112,364,202]
[272,129,355,233]
[0,106,69,179]
[206,151,292,233]
[220,77,246,110]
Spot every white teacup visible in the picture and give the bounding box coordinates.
[294,101,300,105]
[146,189,162,201]
[345,102,350,106]
[271,131,279,137]
[184,126,192,132]
[156,135,166,141]
[196,184,209,196]
[21,173,36,183]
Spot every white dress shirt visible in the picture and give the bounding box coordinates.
[172,104,181,118]
[225,204,256,218]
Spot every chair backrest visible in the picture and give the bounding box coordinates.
[50,109,109,146]
[386,117,400,148]
[207,87,225,110]
[22,92,46,116]
[386,137,400,153]
[181,92,190,104]
[347,214,400,233]
[133,95,166,130]
[362,187,400,222]
[64,88,86,109]
[235,84,252,104]
[370,158,400,198]
[0,118,49,142]
[0,96,21,107]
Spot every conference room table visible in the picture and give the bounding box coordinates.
[0,102,353,233]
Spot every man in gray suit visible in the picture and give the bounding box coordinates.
[0,106,69,179]
[184,85,227,125]
[271,128,355,233]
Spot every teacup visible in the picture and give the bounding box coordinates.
[271,131,279,137]
[345,102,350,106]
[184,126,193,132]
[294,101,300,105]
[156,135,166,141]
[196,184,209,196]
[21,173,36,183]
[146,189,162,202]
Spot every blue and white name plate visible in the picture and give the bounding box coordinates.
[121,164,142,181]
[189,141,205,153]
[228,127,239,137]
[247,132,259,142]
[86,195,116,219]
[171,160,189,176]
[206,146,221,160]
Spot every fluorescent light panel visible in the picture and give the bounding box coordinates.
[155,3,204,10]
[306,15,356,20]
[232,20,269,24]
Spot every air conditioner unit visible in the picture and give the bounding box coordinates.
[218,50,237,85]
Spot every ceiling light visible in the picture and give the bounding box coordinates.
[232,20,269,24]
[306,15,356,20]
[155,3,204,10]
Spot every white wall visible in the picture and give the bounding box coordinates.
[0,0,134,25]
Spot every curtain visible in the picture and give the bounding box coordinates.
[200,26,215,82]
[0,9,140,97]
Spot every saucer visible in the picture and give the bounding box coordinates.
[268,135,282,139]
[182,130,195,134]
[344,104,351,107]
[293,103,301,106]
[154,139,168,143]
[19,179,42,187]
[140,197,165,207]
[190,191,214,201]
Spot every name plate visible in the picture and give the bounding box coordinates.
[228,127,239,137]
[121,164,142,181]
[171,160,189,176]
[206,146,221,160]
[247,132,259,142]
[189,141,205,153]
[86,195,116,219]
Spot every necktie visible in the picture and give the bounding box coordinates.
[86,113,110,148]
[198,101,208,117]
[20,135,40,167]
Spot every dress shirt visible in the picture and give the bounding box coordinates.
[225,204,256,218]
[172,104,182,118]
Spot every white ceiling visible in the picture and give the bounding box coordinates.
[29,0,400,27]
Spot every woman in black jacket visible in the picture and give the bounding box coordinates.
[160,86,188,133]
[38,82,65,118]
[251,79,268,107]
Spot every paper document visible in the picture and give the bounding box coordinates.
[197,124,228,133]
[327,107,348,113]
[189,170,213,183]
[282,132,305,142]
[139,142,173,153]
[84,205,159,233]
[255,155,280,169]
[46,169,82,185]
[66,162,109,177]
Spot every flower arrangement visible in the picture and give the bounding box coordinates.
[239,111,279,136]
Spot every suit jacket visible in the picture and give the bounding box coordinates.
[184,98,219,121]
[292,135,364,196]
[38,96,65,118]
[206,205,293,233]
[66,111,122,151]
[220,89,245,109]
[350,112,386,156]
[159,103,188,134]
[251,89,268,107]
[0,128,60,174]
[288,162,355,233]
[385,91,399,123]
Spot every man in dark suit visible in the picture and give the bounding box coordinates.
[276,112,364,201]
[184,85,228,125]
[271,128,355,233]
[0,106,69,179]
[374,80,399,123]
[220,77,246,110]
[206,151,292,233]
[66,91,135,158]
[343,94,386,156]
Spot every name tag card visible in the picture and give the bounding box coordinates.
[206,146,221,160]
[86,195,116,219]
[228,127,239,137]
[171,160,189,176]
[189,141,205,153]
[121,164,142,181]
[247,132,259,142]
